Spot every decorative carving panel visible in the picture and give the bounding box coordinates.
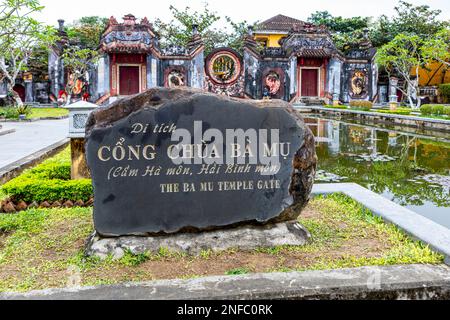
[350,70,368,99]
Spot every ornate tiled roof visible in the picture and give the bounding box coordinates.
[99,15,157,53]
[282,34,339,58]
[99,15,203,56]
[257,14,307,32]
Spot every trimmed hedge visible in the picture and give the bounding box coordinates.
[2,178,93,203]
[376,108,412,116]
[26,162,71,180]
[439,84,450,103]
[325,105,348,110]
[420,104,450,116]
[0,107,19,119]
[0,106,32,119]
[349,100,373,111]
[1,148,93,203]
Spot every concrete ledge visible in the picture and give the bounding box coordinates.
[313,183,450,263]
[0,138,69,185]
[1,264,449,300]
[295,105,450,132]
[0,115,68,123]
[0,128,15,137]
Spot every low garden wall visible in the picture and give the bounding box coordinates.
[297,106,450,132]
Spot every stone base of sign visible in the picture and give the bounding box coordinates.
[71,138,90,180]
[85,221,311,260]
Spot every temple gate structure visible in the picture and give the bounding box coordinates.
[1,14,385,106]
[243,15,378,104]
[93,15,205,105]
[89,14,379,106]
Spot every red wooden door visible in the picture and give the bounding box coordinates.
[13,84,25,102]
[119,66,140,95]
[301,69,319,97]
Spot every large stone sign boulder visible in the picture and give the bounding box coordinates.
[86,88,317,237]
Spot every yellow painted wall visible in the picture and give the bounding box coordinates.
[418,61,450,86]
[254,33,286,48]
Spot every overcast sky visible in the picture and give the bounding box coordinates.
[36,0,450,28]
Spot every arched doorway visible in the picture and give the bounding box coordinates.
[13,84,25,102]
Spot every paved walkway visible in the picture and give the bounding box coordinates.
[0,119,68,170]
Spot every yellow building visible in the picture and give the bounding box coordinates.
[254,14,306,48]
[418,61,450,86]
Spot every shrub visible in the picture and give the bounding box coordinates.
[27,162,71,180]
[15,151,71,181]
[325,105,348,110]
[377,108,412,116]
[432,104,444,115]
[444,106,450,116]
[420,104,433,115]
[1,148,93,203]
[0,105,32,119]
[439,84,450,103]
[421,104,449,116]
[349,100,373,111]
[2,178,93,203]
[0,107,19,119]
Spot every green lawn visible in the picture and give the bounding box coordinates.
[0,193,443,293]
[28,108,68,119]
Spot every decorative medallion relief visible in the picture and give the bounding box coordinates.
[205,48,244,97]
[350,70,368,99]
[264,72,282,98]
[164,67,186,88]
[262,68,285,100]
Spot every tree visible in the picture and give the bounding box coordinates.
[392,1,445,38]
[66,16,108,50]
[224,17,259,53]
[0,0,43,39]
[308,11,370,52]
[154,5,224,55]
[308,11,370,34]
[376,34,431,109]
[370,1,447,47]
[422,28,450,67]
[0,0,56,106]
[153,4,255,55]
[61,46,99,104]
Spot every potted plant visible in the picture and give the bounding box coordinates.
[16,105,30,120]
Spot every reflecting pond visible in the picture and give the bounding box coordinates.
[305,116,450,229]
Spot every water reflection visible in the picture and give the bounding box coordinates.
[305,116,450,229]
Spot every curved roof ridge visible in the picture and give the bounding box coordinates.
[258,14,307,31]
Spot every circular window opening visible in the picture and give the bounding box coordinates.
[207,50,242,85]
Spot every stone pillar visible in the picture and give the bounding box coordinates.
[71,138,90,179]
[328,58,342,106]
[0,79,6,96]
[289,56,297,99]
[333,93,340,106]
[24,80,33,103]
[64,101,98,180]
[389,77,399,110]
